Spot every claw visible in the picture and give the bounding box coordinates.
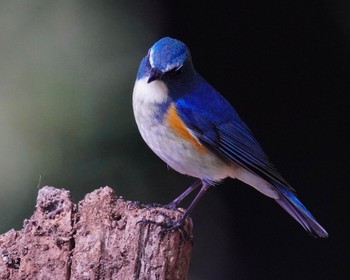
[158,219,193,241]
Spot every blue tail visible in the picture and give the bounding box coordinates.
[275,185,328,238]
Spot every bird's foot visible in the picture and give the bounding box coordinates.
[137,210,193,241]
[162,201,181,211]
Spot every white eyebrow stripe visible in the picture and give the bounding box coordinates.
[149,48,155,68]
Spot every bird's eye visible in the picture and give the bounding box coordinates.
[174,65,183,73]
[167,65,183,76]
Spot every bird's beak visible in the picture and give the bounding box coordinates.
[147,69,162,83]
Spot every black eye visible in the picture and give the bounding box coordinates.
[174,65,183,73]
[166,65,183,77]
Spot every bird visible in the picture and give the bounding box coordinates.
[132,37,328,238]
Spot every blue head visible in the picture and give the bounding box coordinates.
[137,37,194,83]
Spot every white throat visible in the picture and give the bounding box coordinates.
[133,77,169,104]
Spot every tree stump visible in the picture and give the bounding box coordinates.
[0,186,192,280]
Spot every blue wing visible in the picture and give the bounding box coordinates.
[174,74,290,189]
[174,74,328,237]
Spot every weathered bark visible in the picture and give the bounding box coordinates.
[0,186,192,280]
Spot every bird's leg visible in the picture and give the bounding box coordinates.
[129,179,202,211]
[155,181,212,233]
[138,180,212,239]
[175,180,211,224]
[164,179,202,210]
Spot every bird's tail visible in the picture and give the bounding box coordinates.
[275,184,328,238]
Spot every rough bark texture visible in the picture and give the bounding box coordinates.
[0,186,192,280]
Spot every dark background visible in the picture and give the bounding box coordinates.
[0,1,349,279]
[162,1,349,279]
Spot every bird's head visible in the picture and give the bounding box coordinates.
[145,37,192,83]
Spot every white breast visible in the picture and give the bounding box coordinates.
[132,77,236,181]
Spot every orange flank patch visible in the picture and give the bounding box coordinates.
[166,104,207,154]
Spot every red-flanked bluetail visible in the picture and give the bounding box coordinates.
[133,37,328,238]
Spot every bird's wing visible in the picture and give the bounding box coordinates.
[174,82,291,189]
[173,76,328,238]
[210,121,291,188]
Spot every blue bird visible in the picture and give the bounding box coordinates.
[133,37,328,237]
